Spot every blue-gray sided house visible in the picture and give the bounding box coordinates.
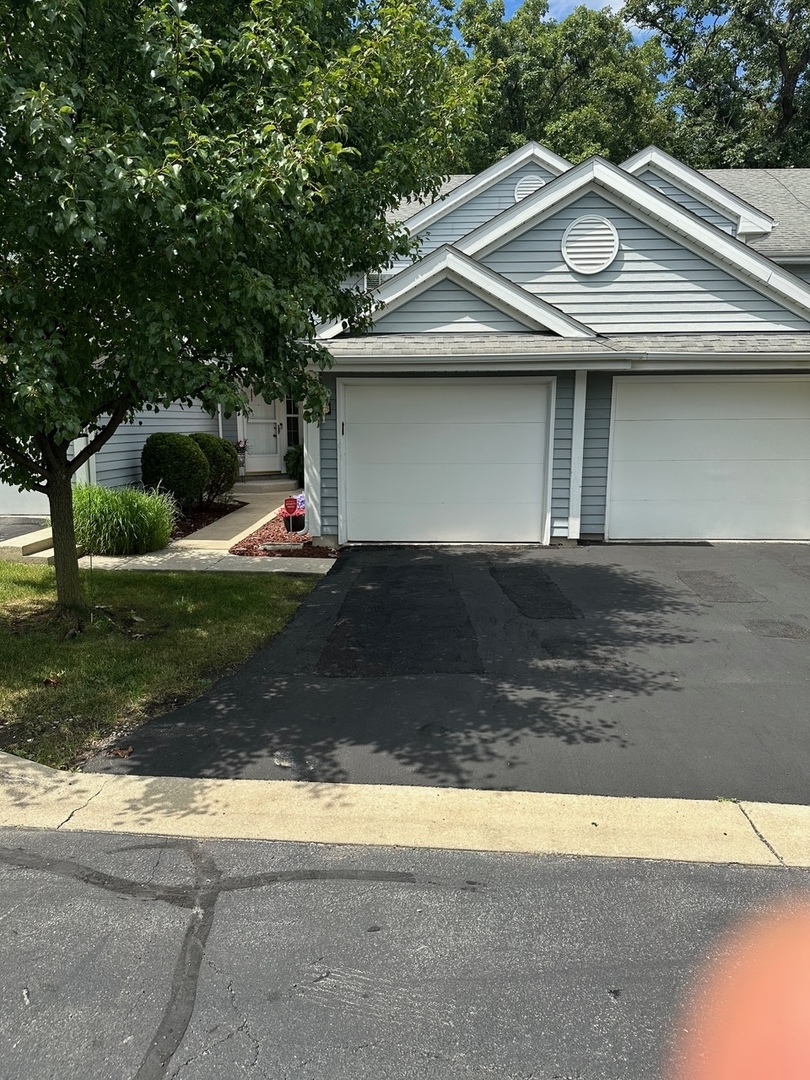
[306,143,810,544]
[4,141,810,545]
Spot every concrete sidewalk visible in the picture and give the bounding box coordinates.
[2,752,809,866]
[78,548,333,574]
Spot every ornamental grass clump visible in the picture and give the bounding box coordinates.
[73,485,177,557]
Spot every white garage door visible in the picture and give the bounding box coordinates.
[342,379,551,542]
[0,482,48,516]
[607,376,810,540]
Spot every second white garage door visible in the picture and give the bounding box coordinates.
[607,376,810,540]
[341,379,552,542]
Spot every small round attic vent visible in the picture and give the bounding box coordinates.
[514,174,546,202]
[561,216,619,275]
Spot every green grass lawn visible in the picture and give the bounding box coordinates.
[0,563,317,769]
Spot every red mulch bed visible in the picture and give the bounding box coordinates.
[230,513,337,559]
[171,500,246,541]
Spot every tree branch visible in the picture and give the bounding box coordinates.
[0,437,48,483]
[69,399,131,476]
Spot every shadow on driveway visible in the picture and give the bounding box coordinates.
[85,545,746,796]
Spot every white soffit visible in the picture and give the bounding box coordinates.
[403,142,572,237]
[317,246,595,340]
[622,146,775,237]
[456,156,810,325]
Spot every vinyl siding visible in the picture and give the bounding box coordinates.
[482,192,810,333]
[416,163,558,256]
[581,374,612,535]
[221,412,238,443]
[372,279,533,334]
[636,170,737,233]
[551,375,574,538]
[783,264,810,285]
[320,375,339,535]
[93,402,219,488]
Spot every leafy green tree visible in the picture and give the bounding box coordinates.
[0,0,470,613]
[454,0,674,170]
[624,0,810,167]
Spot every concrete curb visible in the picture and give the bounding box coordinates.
[1,752,807,866]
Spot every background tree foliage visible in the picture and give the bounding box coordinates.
[453,0,675,170]
[624,0,810,167]
[0,0,471,611]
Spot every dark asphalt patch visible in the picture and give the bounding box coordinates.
[788,563,810,583]
[745,618,810,640]
[490,564,583,620]
[317,564,482,677]
[677,571,763,603]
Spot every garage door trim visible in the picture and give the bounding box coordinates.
[336,376,556,545]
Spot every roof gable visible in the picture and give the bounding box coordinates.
[317,247,595,340]
[481,190,810,334]
[403,143,571,239]
[371,278,535,334]
[622,147,774,239]
[456,157,810,327]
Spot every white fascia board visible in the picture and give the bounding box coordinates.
[403,142,572,237]
[318,245,595,340]
[325,353,810,374]
[459,157,810,325]
[622,146,774,236]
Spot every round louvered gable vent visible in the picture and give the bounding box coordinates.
[561,216,619,275]
[514,174,547,201]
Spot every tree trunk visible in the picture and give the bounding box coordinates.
[47,468,86,617]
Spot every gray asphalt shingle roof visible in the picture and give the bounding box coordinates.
[701,169,810,257]
[390,168,810,257]
[325,331,810,359]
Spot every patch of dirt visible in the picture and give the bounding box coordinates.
[230,513,337,559]
[171,500,246,541]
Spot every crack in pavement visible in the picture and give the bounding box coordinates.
[737,804,786,867]
[56,779,109,829]
[0,841,482,1080]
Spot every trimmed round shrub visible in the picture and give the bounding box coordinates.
[141,432,209,509]
[190,432,239,505]
[73,485,177,556]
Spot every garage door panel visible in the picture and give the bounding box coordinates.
[349,422,547,466]
[349,461,546,505]
[613,419,810,462]
[0,483,48,515]
[615,379,810,421]
[610,458,810,504]
[344,382,546,425]
[608,377,810,541]
[343,380,550,543]
[346,501,545,543]
[609,498,810,540]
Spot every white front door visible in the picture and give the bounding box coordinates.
[241,394,286,473]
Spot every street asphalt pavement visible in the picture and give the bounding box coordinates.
[2,826,809,1080]
[86,543,810,804]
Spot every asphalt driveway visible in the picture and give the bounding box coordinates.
[86,543,810,803]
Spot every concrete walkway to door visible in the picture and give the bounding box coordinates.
[85,543,810,806]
